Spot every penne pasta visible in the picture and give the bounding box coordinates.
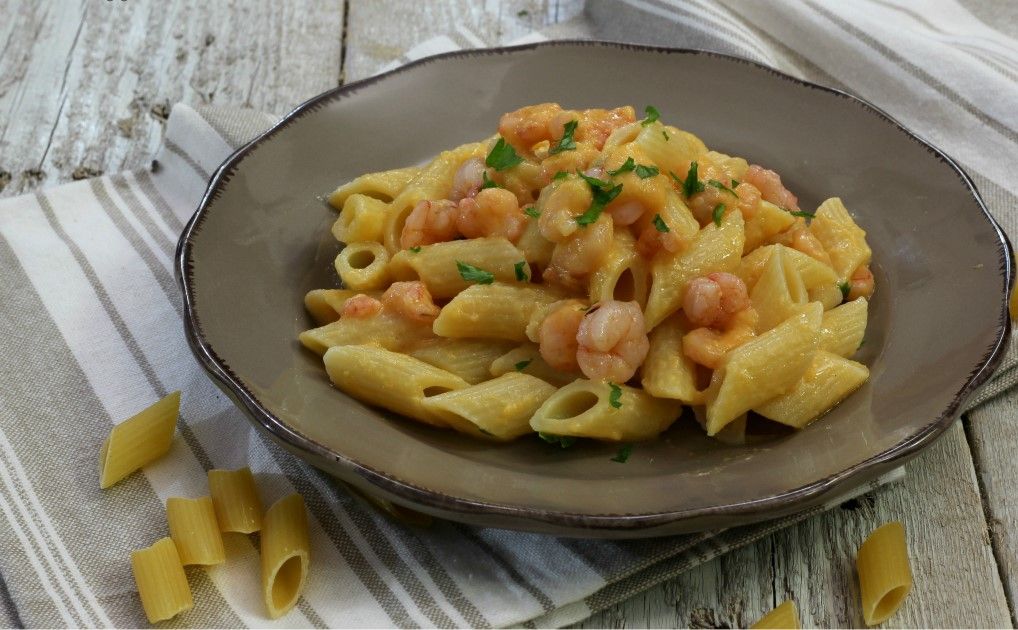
[530,379,680,442]
[332,193,388,244]
[389,237,529,298]
[515,216,555,268]
[99,391,180,489]
[810,197,872,281]
[333,241,391,291]
[633,121,707,176]
[323,345,470,426]
[208,467,263,534]
[166,496,226,565]
[131,537,193,623]
[750,246,808,333]
[642,314,705,404]
[299,310,435,355]
[743,200,795,254]
[261,494,311,619]
[433,282,565,341]
[737,243,839,293]
[856,522,912,626]
[589,228,651,307]
[753,351,869,428]
[423,372,556,440]
[819,297,868,357]
[489,343,578,386]
[304,288,372,325]
[751,600,800,629]
[409,338,517,384]
[328,165,420,208]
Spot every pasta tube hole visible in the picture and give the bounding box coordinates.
[422,385,455,398]
[347,249,376,269]
[872,586,910,624]
[270,554,306,613]
[614,269,636,302]
[546,390,599,419]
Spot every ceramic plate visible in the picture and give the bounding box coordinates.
[176,41,1012,537]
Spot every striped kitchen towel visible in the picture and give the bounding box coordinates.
[1,0,1014,627]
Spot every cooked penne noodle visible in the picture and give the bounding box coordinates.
[389,237,529,298]
[299,311,435,355]
[589,228,651,307]
[753,351,869,428]
[304,288,369,325]
[530,379,680,441]
[334,241,391,291]
[323,345,470,426]
[332,193,388,244]
[489,344,578,386]
[743,200,795,253]
[856,522,912,626]
[750,246,808,332]
[423,372,556,440]
[99,391,180,489]
[737,244,839,293]
[633,121,707,176]
[751,600,800,629]
[328,165,420,208]
[809,281,845,311]
[515,214,556,268]
[409,338,517,384]
[693,407,748,445]
[642,314,705,404]
[810,197,872,281]
[819,297,868,357]
[208,467,263,534]
[433,283,564,341]
[131,537,193,623]
[166,496,226,565]
[261,494,311,619]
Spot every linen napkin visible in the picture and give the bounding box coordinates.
[1,1,1014,628]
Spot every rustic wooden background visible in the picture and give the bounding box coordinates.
[1,1,1015,627]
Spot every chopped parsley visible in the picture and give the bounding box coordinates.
[787,208,815,218]
[635,164,659,179]
[678,162,705,198]
[524,206,541,218]
[662,130,670,141]
[652,214,670,233]
[480,170,500,189]
[708,179,739,197]
[409,246,422,253]
[576,173,623,226]
[712,203,726,226]
[838,281,851,299]
[608,383,623,409]
[485,138,523,171]
[514,260,529,282]
[611,443,633,463]
[539,432,577,448]
[731,179,740,187]
[608,157,636,176]
[548,120,578,155]
[552,170,570,181]
[456,260,495,284]
[642,105,660,126]
[514,359,532,372]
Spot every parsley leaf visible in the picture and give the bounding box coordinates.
[514,260,529,282]
[480,171,499,189]
[608,383,623,409]
[787,209,815,218]
[576,174,623,226]
[524,206,541,219]
[731,179,740,187]
[514,359,532,372]
[539,432,577,448]
[549,120,578,155]
[708,179,739,197]
[456,261,495,284]
[652,214,670,233]
[552,170,570,181]
[611,443,633,463]
[635,164,659,179]
[642,105,660,126]
[680,162,705,198]
[579,172,612,189]
[608,157,636,176]
[712,204,726,227]
[662,130,670,141]
[409,246,422,253]
[838,281,850,299]
[486,138,523,171]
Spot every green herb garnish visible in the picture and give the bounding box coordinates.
[708,179,739,197]
[524,206,541,218]
[552,170,570,181]
[652,214,670,233]
[642,105,660,126]
[635,164,659,179]
[514,359,532,372]
[576,173,623,226]
[409,246,422,253]
[539,432,577,448]
[480,171,499,189]
[611,443,633,463]
[662,130,670,141]
[548,120,578,155]
[838,281,851,299]
[485,138,523,171]
[787,209,815,218]
[679,162,705,198]
[731,179,740,187]
[456,260,495,284]
[514,260,529,282]
[608,383,623,409]
[712,204,726,226]
[608,157,636,176]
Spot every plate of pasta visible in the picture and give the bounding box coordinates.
[178,41,1012,537]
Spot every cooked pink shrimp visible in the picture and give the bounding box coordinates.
[575,300,650,383]
[456,187,527,242]
[635,219,691,258]
[682,308,758,369]
[682,272,751,328]
[381,281,440,322]
[743,164,799,212]
[847,264,874,300]
[499,103,564,153]
[341,294,382,319]
[400,199,460,249]
[449,157,487,202]
[542,213,613,290]
[773,221,832,266]
[607,199,646,226]
[538,300,587,372]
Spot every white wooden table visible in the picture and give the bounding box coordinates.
[1,1,1015,627]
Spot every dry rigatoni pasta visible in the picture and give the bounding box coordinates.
[751,600,800,629]
[208,467,264,534]
[166,496,226,565]
[130,537,193,623]
[857,522,913,626]
[99,391,180,489]
[261,494,311,619]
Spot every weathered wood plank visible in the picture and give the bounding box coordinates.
[0,0,344,199]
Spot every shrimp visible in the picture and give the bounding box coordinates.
[456,187,527,242]
[743,164,799,212]
[499,103,637,155]
[543,213,613,290]
[575,106,637,150]
[682,154,762,225]
[341,294,382,319]
[607,199,646,226]
[499,103,564,154]
[537,300,587,372]
[400,199,460,249]
[449,157,486,202]
[381,281,440,322]
[575,300,650,383]
[682,308,758,369]
[847,264,874,300]
[537,176,592,242]
[682,272,751,328]
[772,221,832,266]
